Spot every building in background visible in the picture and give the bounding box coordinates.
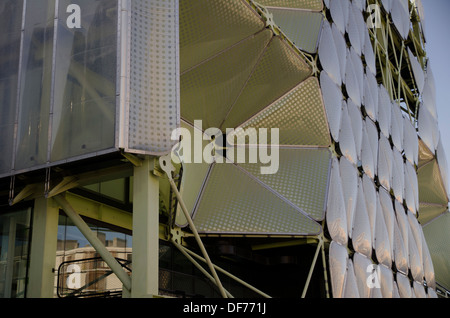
[0,0,448,298]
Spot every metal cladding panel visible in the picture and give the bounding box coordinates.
[319,21,341,86]
[345,47,364,107]
[379,188,395,259]
[353,252,372,298]
[418,102,440,155]
[405,160,420,214]
[329,241,348,298]
[179,0,264,74]
[339,157,358,239]
[320,71,343,142]
[413,281,427,298]
[362,174,377,246]
[352,178,372,257]
[192,162,322,236]
[339,100,358,165]
[378,134,393,191]
[347,99,363,161]
[391,0,410,39]
[269,8,323,54]
[396,272,413,298]
[393,202,409,274]
[363,71,379,122]
[1,0,121,176]
[329,0,349,35]
[256,0,323,11]
[403,115,419,166]
[326,159,348,245]
[127,0,180,155]
[346,2,365,57]
[407,47,425,94]
[236,148,332,222]
[423,213,450,291]
[379,265,394,298]
[378,85,392,139]
[375,194,392,268]
[343,258,360,298]
[234,77,331,147]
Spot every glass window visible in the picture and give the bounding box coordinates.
[0,0,24,174]
[15,1,55,171]
[51,0,118,162]
[0,208,32,298]
[55,213,131,297]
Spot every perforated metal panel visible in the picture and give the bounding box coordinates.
[192,162,322,235]
[234,77,331,147]
[126,0,180,155]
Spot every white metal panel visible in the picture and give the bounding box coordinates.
[378,134,393,191]
[404,160,419,214]
[362,174,377,246]
[339,101,358,165]
[396,272,413,298]
[339,157,358,239]
[379,188,395,260]
[364,32,376,76]
[327,159,348,245]
[392,148,405,203]
[332,23,347,86]
[408,217,424,283]
[394,201,409,274]
[391,0,410,40]
[407,47,425,94]
[320,71,343,142]
[319,21,341,86]
[352,178,372,257]
[413,281,427,298]
[403,115,419,166]
[377,85,392,139]
[363,71,379,122]
[329,0,348,36]
[418,102,439,154]
[343,258,360,298]
[379,265,394,298]
[345,47,364,107]
[375,194,392,268]
[329,241,349,298]
[353,252,372,298]
[421,229,436,289]
[391,104,404,152]
[347,99,363,161]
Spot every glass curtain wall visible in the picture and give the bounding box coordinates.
[0,209,32,298]
[0,0,118,176]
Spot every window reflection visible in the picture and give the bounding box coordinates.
[51,0,118,162]
[0,0,23,174]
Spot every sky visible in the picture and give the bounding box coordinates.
[422,0,450,189]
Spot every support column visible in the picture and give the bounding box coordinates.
[27,197,59,298]
[131,157,160,297]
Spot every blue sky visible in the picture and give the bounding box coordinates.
[422,0,450,183]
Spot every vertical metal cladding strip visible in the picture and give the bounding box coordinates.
[47,0,59,164]
[10,0,27,174]
[127,0,180,155]
[117,0,131,150]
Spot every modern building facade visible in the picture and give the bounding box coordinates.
[0,0,448,298]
